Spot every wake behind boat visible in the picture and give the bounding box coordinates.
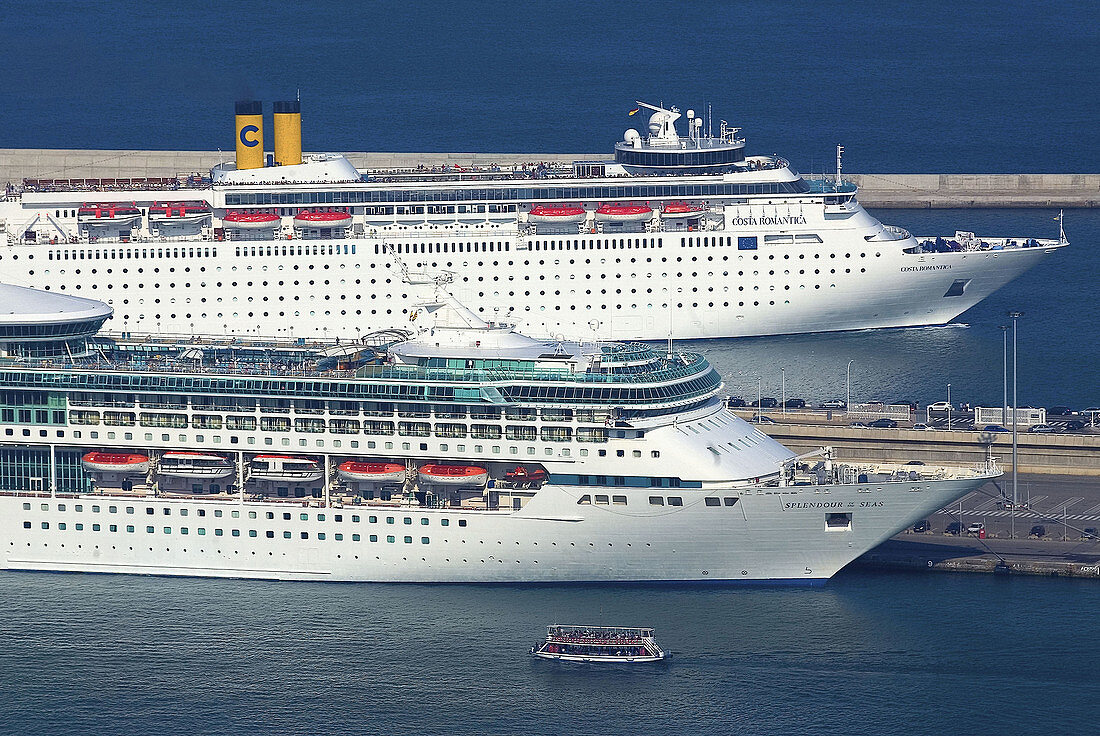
[531,625,669,663]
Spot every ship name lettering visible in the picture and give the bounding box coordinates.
[900,264,952,272]
[860,501,885,508]
[784,501,847,509]
[730,214,808,227]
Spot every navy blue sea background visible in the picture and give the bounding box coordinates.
[2,2,1099,734]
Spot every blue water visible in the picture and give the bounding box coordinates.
[4,4,1099,733]
[0,570,1096,735]
[5,1,1099,172]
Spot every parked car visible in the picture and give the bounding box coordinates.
[869,418,898,428]
[725,396,747,408]
[927,401,953,413]
[783,398,807,409]
[997,499,1028,510]
[905,460,925,465]
[756,397,779,409]
[1063,420,1086,431]
[848,421,868,428]
[1027,424,1057,434]
[752,415,777,424]
[944,522,963,535]
[982,424,1010,433]
[821,399,846,410]
[911,423,933,431]
[912,520,931,533]
[1083,528,1099,540]
[1029,525,1046,538]
[966,523,985,535]
[1046,405,1074,416]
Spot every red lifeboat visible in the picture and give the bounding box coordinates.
[149,201,212,225]
[81,451,150,475]
[594,203,653,222]
[660,202,705,219]
[502,466,549,487]
[528,205,587,224]
[223,211,281,229]
[294,209,352,228]
[417,464,488,487]
[337,461,406,484]
[77,202,143,227]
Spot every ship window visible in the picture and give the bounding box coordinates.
[667,497,683,506]
[266,531,274,538]
[458,519,467,527]
[404,536,412,544]
[826,512,853,531]
[595,495,609,505]
[369,534,377,542]
[387,535,396,543]
[724,497,739,506]
[649,496,664,506]
[576,495,591,504]
[283,531,292,539]
[612,495,627,505]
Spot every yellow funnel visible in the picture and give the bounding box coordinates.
[273,100,302,167]
[234,100,264,171]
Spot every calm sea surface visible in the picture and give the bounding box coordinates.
[2,3,1098,734]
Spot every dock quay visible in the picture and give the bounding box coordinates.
[1,148,1097,208]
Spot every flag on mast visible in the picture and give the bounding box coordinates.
[628,107,640,116]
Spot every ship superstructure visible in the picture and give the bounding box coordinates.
[0,280,997,583]
[0,100,1067,342]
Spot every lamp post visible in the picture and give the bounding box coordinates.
[781,367,786,416]
[1000,325,1009,424]
[846,360,853,412]
[757,376,762,421]
[947,383,952,431]
[1009,310,1022,539]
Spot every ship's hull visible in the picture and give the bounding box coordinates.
[0,473,989,583]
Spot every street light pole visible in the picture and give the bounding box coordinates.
[846,360,853,412]
[781,367,786,416]
[947,383,952,431]
[1000,325,1009,425]
[757,375,762,419]
[1009,310,1022,539]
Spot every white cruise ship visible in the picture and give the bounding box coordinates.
[0,100,1066,342]
[0,278,998,584]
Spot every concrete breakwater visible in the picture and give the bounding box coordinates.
[1,148,1097,208]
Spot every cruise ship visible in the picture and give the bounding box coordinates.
[0,100,1067,342]
[0,277,998,583]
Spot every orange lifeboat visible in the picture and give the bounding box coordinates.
[149,201,212,225]
[660,202,705,219]
[502,466,548,487]
[418,464,488,487]
[77,202,142,227]
[294,209,352,228]
[223,211,281,229]
[594,203,653,222]
[337,461,406,484]
[81,451,150,475]
[528,205,586,224]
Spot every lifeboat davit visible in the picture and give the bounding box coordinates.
[77,203,142,227]
[149,201,212,225]
[528,205,587,224]
[158,452,234,478]
[337,461,406,484]
[222,211,281,229]
[294,210,352,228]
[417,464,488,487]
[502,466,549,487]
[660,202,705,219]
[81,451,150,475]
[594,203,653,222]
[249,455,323,482]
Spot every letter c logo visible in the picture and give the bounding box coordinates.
[240,125,259,147]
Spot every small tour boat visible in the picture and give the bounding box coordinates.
[81,451,150,475]
[249,455,323,482]
[158,452,235,478]
[337,461,406,484]
[660,202,705,219]
[528,205,587,224]
[502,465,548,488]
[222,211,281,229]
[417,464,488,487]
[77,202,142,227]
[531,625,669,663]
[149,201,212,225]
[294,209,352,228]
[594,203,653,222]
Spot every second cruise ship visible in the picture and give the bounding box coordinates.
[0,100,1067,342]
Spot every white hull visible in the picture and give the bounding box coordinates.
[0,217,1062,342]
[532,652,666,663]
[0,472,988,583]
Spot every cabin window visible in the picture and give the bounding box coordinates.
[594,495,610,505]
[649,496,664,506]
[577,495,592,505]
[826,513,853,531]
[705,497,721,507]
[667,497,683,506]
[612,495,627,506]
[458,519,467,527]
[724,497,739,507]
